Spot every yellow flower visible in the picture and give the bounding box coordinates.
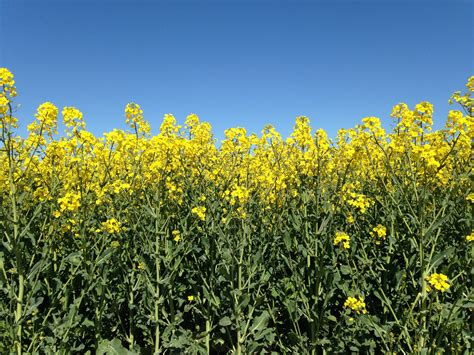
[137,261,145,270]
[347,193,372,214]
[34,102,58,132]
[0,95,8,108]
[62,106,85,132]
[0,68,15,87]
[229,185,250,206]
[125,102,151,135]
[191,206,206,221]
[172,230,181,242]
[57,192,81,212]
[466,231,474,242]
[101,218,122,234]
[425,273,450,292]
[187,295,194,301]
[371,224,387,244]
[466,75,474,92]
[0,68,16,97]
[334,231,350,250]
[344,296,367,314]
[414,101,434,125]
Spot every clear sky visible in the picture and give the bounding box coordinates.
[1,0,473,140]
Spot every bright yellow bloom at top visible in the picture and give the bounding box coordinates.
[0,68,14,86]
[160,113,181,136]
[334,231,350,250]
[0,68,16,97]
[467,75,474,92]
[125,102,151,135]
[344,296,367,314]
[187,295,194,301]
[35,102,58,129]
[414,101,434,125]
[426,273,450,292]
[62,106,85,132]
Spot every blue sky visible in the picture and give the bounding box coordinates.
[1,0,473,140]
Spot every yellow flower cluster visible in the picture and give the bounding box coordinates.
[172,230,181,242]
[101,218,122,234]
[0,67,17,97]
[192,206,206,221]
[344,296,367,314]
[0,68,473,254]
[62,106,85,133]
[425,273,450,292]
[0,96,9,116]
[0,68,18,128]
[125,102,150,135]
[228,185,250,206]
[57,192,81,213]
[466,232,474,242]
[371,224,387,244]
[346,191,373,214]
[334,231,350,250]
[33,102,58,133]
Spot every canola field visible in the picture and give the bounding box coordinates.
[0,68,473,353]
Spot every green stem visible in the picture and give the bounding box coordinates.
[154,215,161,354]
[235,221,246,355]
[205,319,211,354]
[7,129,23,355]
[129,285,134,350]
[15,272,24,355]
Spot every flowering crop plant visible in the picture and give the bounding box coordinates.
[0,68,473,354]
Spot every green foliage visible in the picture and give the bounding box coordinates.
[0,169,472,354]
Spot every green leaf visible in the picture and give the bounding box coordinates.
[340,265,351,275]
[428,247,455,273]
[219,316,232,327]
[97,338,138,355]
[249,310,270,334]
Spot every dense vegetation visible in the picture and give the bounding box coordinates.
[0,68,473,353]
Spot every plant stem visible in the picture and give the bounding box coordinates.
[154,213,161,354]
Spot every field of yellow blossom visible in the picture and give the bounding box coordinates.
[0,68,473,353]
